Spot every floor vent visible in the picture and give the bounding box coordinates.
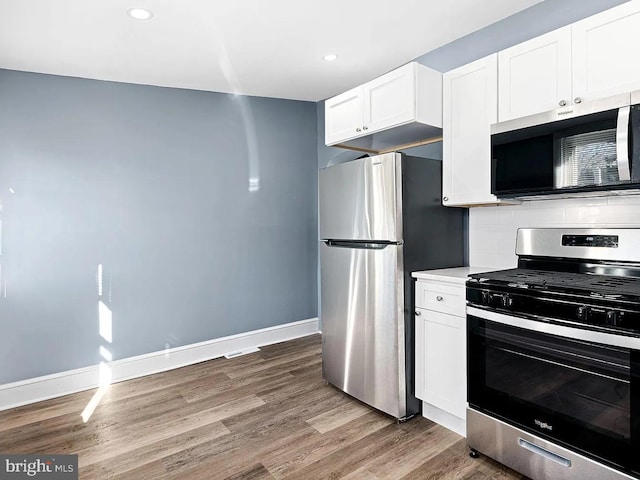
[224,346,261,359]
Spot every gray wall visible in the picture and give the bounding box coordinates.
[0,70,318,384]
[416,0,628,72]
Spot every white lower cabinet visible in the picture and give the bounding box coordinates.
[414,277,467,436]
[415,308,466,418]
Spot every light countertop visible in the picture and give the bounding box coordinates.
[411,266,498,283]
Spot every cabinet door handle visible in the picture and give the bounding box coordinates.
[356,127,362,132]
[559,100,567,107]
[574,97,582,104]
[436,296,444,302]
[415,310,422,316]
[363,125,368,130]
[443,196,449,202]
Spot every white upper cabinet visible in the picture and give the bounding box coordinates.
[572,0,640,102]
[325,87,364,145]
[498,1,640,122]
[442,2,640,207]
[324,62,442,152]
[443,54,517,206]
[498,27,572,122]
[365,65,416,133]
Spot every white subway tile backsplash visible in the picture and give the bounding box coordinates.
[529,197,608,209]
[471,226,500,254]
[471,207,499,225]
[469,253,517,270]
[607,195,640,205]
[566,205,640,224]
[564,207,580,224]
[496,228,517,256]
[468,213,481,232]
[497,209,516,225]
[565,205,608,224]
[599,205,640,224]
[520,207,565,224]
[469,195,640,268]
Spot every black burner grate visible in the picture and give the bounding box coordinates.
[473,269,640,299]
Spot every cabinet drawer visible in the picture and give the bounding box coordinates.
[415,281,465,316]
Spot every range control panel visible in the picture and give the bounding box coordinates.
[562,235,619,248]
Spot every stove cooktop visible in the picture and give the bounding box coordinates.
[469,268,640,302]
[467,229,640,332]
[467,268,640,332]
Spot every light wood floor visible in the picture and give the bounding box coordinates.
[0,334,526,479]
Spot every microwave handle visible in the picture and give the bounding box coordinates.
[616,106,631,181]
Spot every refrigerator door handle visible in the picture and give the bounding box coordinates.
[323,240,399,249]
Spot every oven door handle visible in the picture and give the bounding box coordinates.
[467,306,640,350]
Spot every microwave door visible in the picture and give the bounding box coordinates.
[617,106,631,181]
[490,92,640,198]
[555,112,628,190]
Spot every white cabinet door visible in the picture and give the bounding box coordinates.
[324,62,442,149]
[498,26,572,121]
[443,54,512,206]
[415,308,427,401]
[573,1,640,102]
[364,63,415,134]
[325,86,364,145]
[415,308,466,419]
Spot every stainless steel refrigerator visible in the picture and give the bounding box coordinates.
[319,152,465,420]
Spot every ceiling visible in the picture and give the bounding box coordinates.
[0,0,542,102]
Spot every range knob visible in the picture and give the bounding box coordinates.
[606,310,620,327]
[501,295,513,309]
[577,306,589,321]
[481,290,490,306]
[486,293,512,309]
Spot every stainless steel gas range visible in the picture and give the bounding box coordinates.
[466,228,640,480]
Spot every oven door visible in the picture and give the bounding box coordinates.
[467,306,640,476]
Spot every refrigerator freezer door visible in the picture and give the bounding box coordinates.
[320,241,406,418]
[319,153,401,242]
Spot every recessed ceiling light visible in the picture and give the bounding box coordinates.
[323,54,338,62]
[127,8,153,20]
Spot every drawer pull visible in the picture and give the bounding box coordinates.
[518,438,571,467]
[436,296,444,302]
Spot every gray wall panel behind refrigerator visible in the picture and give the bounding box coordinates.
[399,154,466,414]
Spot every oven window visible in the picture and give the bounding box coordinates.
[486,323,629,438]
[468,315,635,470]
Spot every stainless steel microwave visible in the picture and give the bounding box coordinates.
[491,92,640,199]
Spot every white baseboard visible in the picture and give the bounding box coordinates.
[0,318,320,411]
